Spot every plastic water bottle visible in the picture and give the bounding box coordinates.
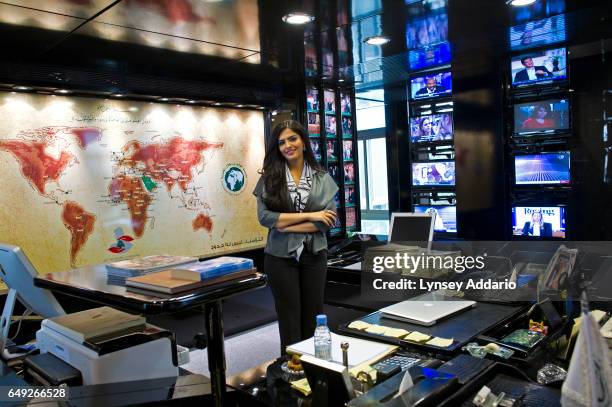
[314,314,332,361]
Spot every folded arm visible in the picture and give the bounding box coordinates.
[279,222,320,233]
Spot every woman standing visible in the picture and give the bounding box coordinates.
[253,120,338,352]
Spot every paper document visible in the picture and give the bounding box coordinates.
[286,333,395,367]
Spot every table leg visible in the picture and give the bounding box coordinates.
[204,300,226,407]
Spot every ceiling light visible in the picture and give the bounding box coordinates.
[271,110,278,116]
[338,78,345,83]
[213,102,221,106]
[159,98,169,102]
[14,86,32,91]
[236,105,243,108]
[506,0,537,6]
[112,93,124,97]
[55,89,71,94]
[364,35,390,45]
[187,100,196,103]
[282,12,314,25]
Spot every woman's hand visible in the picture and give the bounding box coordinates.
[309,210,337,227]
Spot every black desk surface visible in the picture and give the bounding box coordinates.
[339,301,526,353]
[34,264,267,314]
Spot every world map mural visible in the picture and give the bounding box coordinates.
[0,93,266,274]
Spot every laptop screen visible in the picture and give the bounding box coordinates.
[389,214,434,243]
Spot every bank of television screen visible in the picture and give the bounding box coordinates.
[511,47,567,87]
[414,205,457,233]
[412,161,455,186]
[410,113,453,143]
[514,152,570,185]
[510,15,566,51]
[410,72,452,100]
[408,42,451,71]
[514,98,569,135]
[512,206,566,238]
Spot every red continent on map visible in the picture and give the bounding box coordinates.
[121,137,223,192]
[61,201,96,267]
[70,127,102,149]
[0,140,74,195]
[108,175,152,237]
[192,213,213,233]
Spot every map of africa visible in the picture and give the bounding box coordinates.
[0,93,266,274]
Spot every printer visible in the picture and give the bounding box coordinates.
[37,320,179,385]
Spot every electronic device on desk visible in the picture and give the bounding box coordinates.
[348,364,457,407]
[389,212,435,249]
[380,298,476,326]
[371,350,439,383]
[0,244,65,359]
[327,234,382,268]
[36,307,179,385]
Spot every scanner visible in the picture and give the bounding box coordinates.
[37,322,179,385]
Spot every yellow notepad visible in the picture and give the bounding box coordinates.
[405,331,431,343]
[364,324,387,334]
[382,327,410,338]
[348,320,372,330]
[426,337,453,347]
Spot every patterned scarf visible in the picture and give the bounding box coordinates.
[286,162,312,212]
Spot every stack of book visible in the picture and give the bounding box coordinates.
[125,256,256,296]
[105,255,197,284]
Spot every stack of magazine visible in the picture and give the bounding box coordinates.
[105,255,197,284]
[122,256,256,296]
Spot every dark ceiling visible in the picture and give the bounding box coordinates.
[0,0,609,105]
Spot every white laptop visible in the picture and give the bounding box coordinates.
[380,299,476,326]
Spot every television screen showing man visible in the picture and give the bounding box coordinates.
[511,47,567,86]
[411,72,452,99]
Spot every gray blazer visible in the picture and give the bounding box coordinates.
[253,170,339,258]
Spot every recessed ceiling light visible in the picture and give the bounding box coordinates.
[282,12,314,25]
[112,93,124,97]
[55,89,71,94]
[159,98,169,102]
[338,78,345,82]
[271,110,278,116]
[236,105,243,108]
[364,35,390,45]
[187,100,196,103]
[13,86,32,91]
[213,102,221,106]
[506,0,537,6]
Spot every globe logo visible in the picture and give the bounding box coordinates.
[222,164,246,194]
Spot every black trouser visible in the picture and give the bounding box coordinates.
[264,251,328,353]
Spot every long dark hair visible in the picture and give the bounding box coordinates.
[261,120,323,212]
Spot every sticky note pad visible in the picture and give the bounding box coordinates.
[426,337,454,348]
[382,327,410,338]
[405,331,431,343]
[348,320,372,331]
[364,325,387,335]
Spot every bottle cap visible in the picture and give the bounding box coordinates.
[316,314,327,326]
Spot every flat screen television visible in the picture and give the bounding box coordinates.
[509,14,566,51]
[408,42,451,71]
[410,113,453,143]
[511,47,567,87]
[413,205,457,233]
[410,71,452,100]
[412,161,455,186]
[513,98,570,135]
[514,152,570,185]
[512,206,566,238]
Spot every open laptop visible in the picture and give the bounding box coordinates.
[388,212,436,250]
[380,299,476,326]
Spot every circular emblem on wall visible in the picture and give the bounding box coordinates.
[222,164,247,194]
